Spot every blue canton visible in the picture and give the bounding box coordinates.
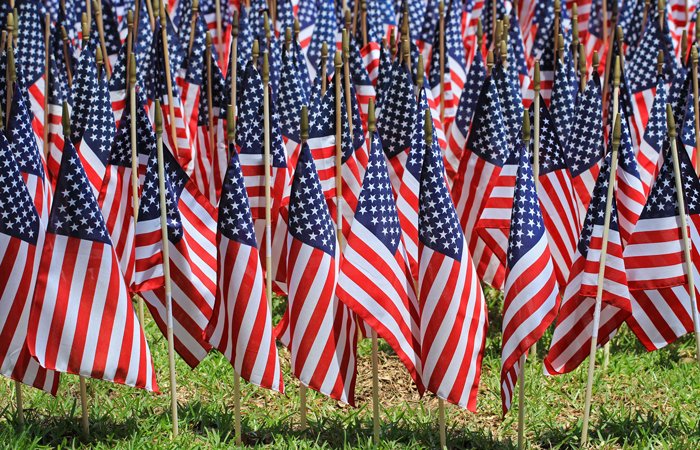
[0,134,40,245]
[219,150,258,246]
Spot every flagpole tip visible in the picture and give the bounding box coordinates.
[592,51,599,69]
[368,98,376,133]
[81,12,89,43]
[285,27,292,51]
[666,103,677,137]
[334,50,342,68]
[578,43,586,75]
[96,45,104,68]
[692,45,698,65]
[612,113,622,147]
[344,8,351,31]
[206,31,212,49]
[424,109,433,147]
[262,51,269,83]
[476,18,483,43]
[613,56,621,87]
[499,40,507,66]
[252,39,259,64]
[154,99,163,134]
[534,60,540,91]
[657,51,664,76]
[342,28,349,56]
[300,105,309,141]
[417,54,424,89]
[129,51,136,84]
[232,11,239,38]
[62,102,71,137]
[5,11,13,34]
[127,10,134,27]
[522,109,530,143]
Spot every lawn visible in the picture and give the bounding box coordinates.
[1,291,699,449]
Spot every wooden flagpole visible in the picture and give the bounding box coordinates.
[86,0,92,36]
[128,53,146,326]
[214,0,222,60]
[578,43,586,93]
[320,42,328,96]
[530,61,541,359]
[62,104,92,439]
[517,109,532,450]
[43,13,50,158]
[666,104,700,365]
[154,100,180,438]
[402,3,412,74]
[692,46,700,173]
[580,113,622,447]
[93,0,112,78]
[416,55,424,103]
[342,30,354,142]
[360,0,367,48]
[6,39,14,130]
[187,0,199,58]
[298,105,309,431]
[158,0,180,160]
[553,0,560,73]
[571,4,579,67]
[2,13,10,56]
[60,26,73,86]
[438,0,445,121]
[224,104,243,446]
[206,33,215,157]
[126,11,134,91]
[367,99,381,446]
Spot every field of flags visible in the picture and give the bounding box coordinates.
[1,0,700,446]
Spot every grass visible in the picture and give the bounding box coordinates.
[1,290,699,449]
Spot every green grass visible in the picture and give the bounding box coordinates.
[1,291,699,449]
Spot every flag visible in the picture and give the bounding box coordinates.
[500,137,559,413]
[419,117,487,411]
[337,129,424,393]
[613,117,647,245]
[278,43,308,170]
[277,143,358,405]
[544,153,633,375]
[134,143,217,368]
[348,37,377,121]
[625,143,700,351]
[565,72,604,223]
[28,137,157,391]
[303,0,338,82]
[205,150,284,392]
[0,136,59,394]
[451,77,509,289]
[636,77,668,196]
[445,45,486,182]
[98,90,155,288]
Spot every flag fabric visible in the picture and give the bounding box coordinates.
[545,153,633,375]
[98,90,156,288]
[0,136,59,394]
[337,129,424,393]
[451,77,509,289]
[28,137,158,391]
[419,117,487,411]
[635,77,668,196]
[277,143,358,405]
[205,149,284,392]
[348,38,377,121]
[613,117,647,245]
[625,143,700,351]
[278,43,308,171]
[134,144,217,368]
[500,138,559,413]
[534,99,580,289]
[565,72,604,223]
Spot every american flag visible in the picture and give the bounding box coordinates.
[583,0,609,68]
[108,46,129,126]
[636,78,668,196]
[98,89,155,289]
[304,0,338,82]
[535,99,580,289]
[419,116,487,411]
[134,143,217,368]
[565,72,603,224]
[205,149,284,392]
[16,0,47,152]
[0,136,59,395]
[452,77,509,289]
[379,66,421,276]
[277,143,358,405]
[617,0,646,48]
[613,117,647,245]
[668,0,696,59]
[549,47,578,149]
[348,38,377,122]
[506,8,536,107]
[70,41,98,146]
[337,127,424,391]
[359,41,382,86]
[28,136,158,391]
[625,143,700,351]
[364,0,397,43]
[278,44,308,170]
[46,39,73,184]
[445,47,486,182]
[544,152,633,375]
[442,0,468,125]
[374,45,396,112]
[76,56,117,195]
[307,74,369,239]
[297,0,318,51]
[500,138,559,413]
[493,59,524,151]
[680,86,697,166]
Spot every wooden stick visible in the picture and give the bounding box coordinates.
[158,1,180,160]
[154,100,179,438]
[334,51,343,243]
[86,0,92,35]
[667,105,700,364]
[553,0,560,73]
[486,50,494,77]
[491,0,497,46]
[579,43,587,93]
[128,53,145,326]
[320,42,328,96]
[133,0,142,46]
[342,30,354,139]
[299,105,309,432]
[659,0,666,31]
[144,0,155,32]
[6,40,14,130]
[187,0,199,58]
[61,28,73,86]
[11,7,16,50]
[416,54,424,104]
[206,32,215,160]
[529,61,540,358]
[43,14,50,158]
[571,4,579,66]
[360,0,367,47]
[230,12,238,131]
[93,0,112,78]
[580,113,622,447]
[402,3,412,74]
[692,46,700,174]
[126,11,134,90]
[214,0,223,59]
[14,381,23,428]
[79,376,90,438]
[438,0,445,121]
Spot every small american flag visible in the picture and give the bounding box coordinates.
[501,138,559,413]
[636,78,668,196]
[337,129,424,393]
[419,115,487,411]
[545,153,632,375]
[451,77,509,289]
[348,38,377,122]
[493,60,524,151]
[28,136,158,391]
[625,143,700,351]
[612,117,647,245]
[278,45,308,170]
[205,149,284,392]
[304,0,338,82]
[0,136,59,395]
[277,143,359,405]
[134,143,217,368]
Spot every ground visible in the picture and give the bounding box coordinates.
[1,291,699,449]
